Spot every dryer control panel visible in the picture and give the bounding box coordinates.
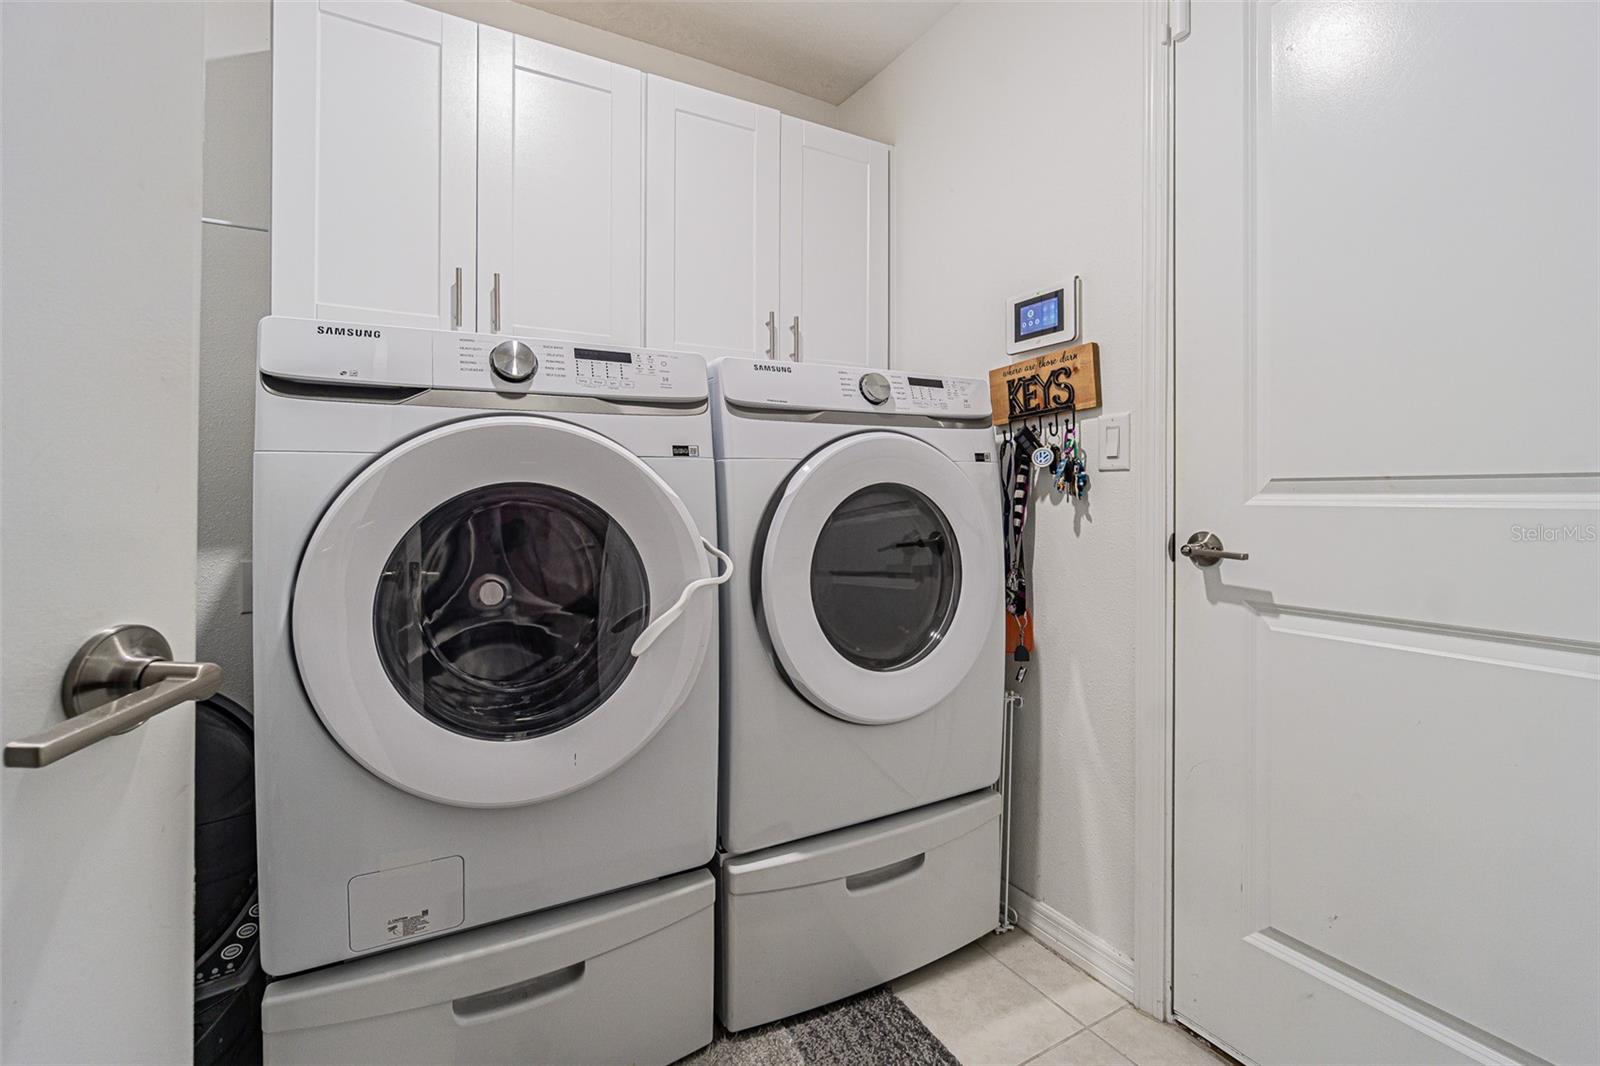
[257,318,708,402]
[714,358,990,420]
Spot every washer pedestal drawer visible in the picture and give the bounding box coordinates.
[263,870,713,1066]
[717,790,1001,1031]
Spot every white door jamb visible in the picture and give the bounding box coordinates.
[1131,0,1178,1023]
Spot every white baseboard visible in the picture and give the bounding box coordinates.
[1009,886,1136,1002]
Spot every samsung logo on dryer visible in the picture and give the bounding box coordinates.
[317,325,383,339]
[753,364,793,373]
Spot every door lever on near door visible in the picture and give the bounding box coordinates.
[4,625,221,768]
[1180,531,1250,567]
[630,539,735,657]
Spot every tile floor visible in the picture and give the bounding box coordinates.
[893,931,1229,1066]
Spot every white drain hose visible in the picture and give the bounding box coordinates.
[630,537,735,657]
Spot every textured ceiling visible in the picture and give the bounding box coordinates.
[518,2,957,105]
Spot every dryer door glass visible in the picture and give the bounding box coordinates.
[372,482,650,740]
[809,483,962,671]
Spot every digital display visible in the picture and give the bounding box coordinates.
[574,347,633,364]
[1015,290,1064,341]
[907,376,944,389]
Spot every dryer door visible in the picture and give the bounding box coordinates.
[760,432,1000,724]
[292,415,714,808]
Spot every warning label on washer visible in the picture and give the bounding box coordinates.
[386,908,431,940]
[348,856,464,952]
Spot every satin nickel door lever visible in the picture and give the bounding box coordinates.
[1180,531,1250,567]
[4,625,222,768]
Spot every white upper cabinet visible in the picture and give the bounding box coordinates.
[478,31,643,346]
[272,1,477,330]
[645,77,780,361]
[779,117,889,367]
[272,2,889,361]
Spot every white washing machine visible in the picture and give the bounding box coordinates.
[710,357,1006,1029]
[253,317,729,983]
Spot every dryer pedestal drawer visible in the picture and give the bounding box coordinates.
[263,870,713,1066]
[717,791,1001,1031]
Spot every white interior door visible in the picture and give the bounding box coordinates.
[478,29,643,346]
[779,117,889,367]
[1,3,206,1061]
[1173,3,1599,1064]
[272,0,477,330]
[644,77,779,360]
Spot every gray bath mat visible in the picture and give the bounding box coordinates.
[679,987,959,1066]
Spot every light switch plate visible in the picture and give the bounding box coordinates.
[1098,413,1131,471]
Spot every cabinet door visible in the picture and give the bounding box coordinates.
[478,30,642,346]
[779,117,889,367]
[272,0,476,329]
[645,77,779,360]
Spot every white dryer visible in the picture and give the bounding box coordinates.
[253,318,728,980]
[711,358,1005,856]
[710,358,1006,1029]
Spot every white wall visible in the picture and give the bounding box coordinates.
[838,1,1149,977]
[197,1,271,710]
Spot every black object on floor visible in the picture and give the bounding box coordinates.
[195,693,263,1066]
[681,987,959,1066]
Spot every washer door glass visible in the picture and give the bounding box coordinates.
[809,484,960,671]
[373,483,649,741]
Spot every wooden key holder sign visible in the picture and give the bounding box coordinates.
[988,341,1101,426]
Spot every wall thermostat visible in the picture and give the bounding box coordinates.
[1006,279,1078,356]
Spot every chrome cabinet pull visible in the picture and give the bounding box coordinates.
[765,311,777,359]
[491,272,502,333]
[4,625,222,768]
[451,266,463,329]
[1180,530,1250,567]
[789,315,801,362]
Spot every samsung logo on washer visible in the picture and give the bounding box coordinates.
[753,364,792,373]
[316,325,383,339]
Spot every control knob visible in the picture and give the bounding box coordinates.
[859,372,892,406]
[490,340,537,383]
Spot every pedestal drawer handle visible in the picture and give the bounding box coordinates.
[845,853,927,893]
[452,961,586,1022]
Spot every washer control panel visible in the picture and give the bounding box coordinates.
[715,358,989,420]
[437,336,702,400]
[257,318,708,402]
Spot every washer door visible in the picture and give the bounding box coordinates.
[760,432,999,725]
[293,415,713,808]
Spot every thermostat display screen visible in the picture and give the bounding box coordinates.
[1015,291,1064,342]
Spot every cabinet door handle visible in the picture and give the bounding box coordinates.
[491,272,502,333]
[790,315,801,362]
[765,311,776,359]
[451,266,463,329]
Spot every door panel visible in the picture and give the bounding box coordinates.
[478,31,642,345]
[272,0,476,329]
[1173,3,1599,1064]
[779,117,889,367]
[645,77,779,360]
[1,3,203,1059]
